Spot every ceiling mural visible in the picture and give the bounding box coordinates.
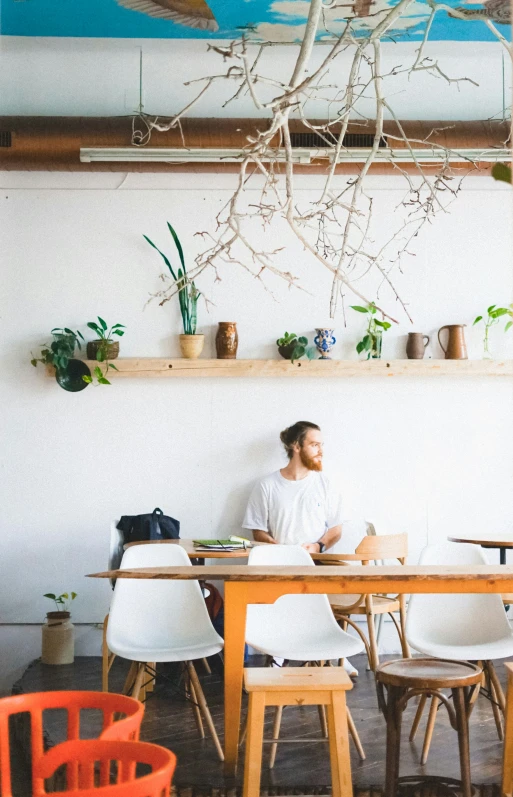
[1,0,510,41]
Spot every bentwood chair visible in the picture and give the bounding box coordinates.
[34,739,176,796]
[106,543,225,761]
[406,542,513,763]
[0,691,144,797]
[244,544,366,765]
[325,532,410,671]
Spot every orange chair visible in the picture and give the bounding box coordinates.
[34,739,176,795]
[0,691,144,797]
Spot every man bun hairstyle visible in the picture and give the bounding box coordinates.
[280,421,320,459]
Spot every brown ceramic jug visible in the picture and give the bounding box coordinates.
[216,322,238,359]
[437,324,467,359]
[406,333,430,359]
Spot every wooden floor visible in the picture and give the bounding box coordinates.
[12,654,507,794]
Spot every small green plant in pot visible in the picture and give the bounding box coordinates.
[31,328,92,391]
[84,316,125,385]
[473,304,513,358]
[144,222,203,359]
[42,591,77,665]
[351,303,391,359]
[276,332,317,363]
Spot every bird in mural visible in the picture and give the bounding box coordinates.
[115,0,219,31]
[449,0,510,24]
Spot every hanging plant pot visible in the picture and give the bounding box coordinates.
[278,342,297,360]
[179,334,204,359]
[55,359,91,392]
[41,611,75,665]
[86,340,120,361]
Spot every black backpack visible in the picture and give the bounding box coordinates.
[116,507,180,545]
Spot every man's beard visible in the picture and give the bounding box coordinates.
[299,448,323,471]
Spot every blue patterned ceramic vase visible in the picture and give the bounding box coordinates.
[314,328,336,359]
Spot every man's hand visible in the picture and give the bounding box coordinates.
[302,542,321,553]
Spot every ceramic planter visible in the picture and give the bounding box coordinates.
[216,322,238,359]
[42,611,75,665]
[179,334,204,359]
[278,342,297,360]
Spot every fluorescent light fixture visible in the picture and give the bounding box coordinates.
[80,146,511,165]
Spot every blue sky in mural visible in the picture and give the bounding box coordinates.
[1,0,510,42]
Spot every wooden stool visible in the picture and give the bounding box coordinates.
[376,658,482,797]
[243,667,354,797]
[501,662,513,796]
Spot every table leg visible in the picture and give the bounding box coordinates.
[224,582,250,777]
[501,548,507,566]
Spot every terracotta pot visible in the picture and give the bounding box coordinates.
[438,324,467,360]
[86,340,119,360]
[42,612,74,665]
[179,334,204,359]
[406,333,430,359]
[216,322,238,359]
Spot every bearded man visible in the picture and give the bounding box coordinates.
[242,421,343,552]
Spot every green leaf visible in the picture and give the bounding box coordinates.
[298,336,308,345]
[369,304,377,314]
[112,324,125,329]
[291,345,306,363]
[374,319,390,329]
[306,346,317,360]
[350,305,369,314]
[112,330,124,336]
[492,163,512,184]
[61,593,69,599]
[98,377,111,385]
[487,305,497,313]
[143,234,177,281]
[109,363,119,370]
[167,222,186,272]
[362,334,372,351]
[31,358,37,367]
[97,316,107,331]
[87,322,100,333]
[491,308,509,318]
[77,330,85,340]
[82,375,92,383]
[356,340,365,354]
[71,592,77,600]
[505,321,513,332]
[94,366,103,378]
[96,349,105,362]
[44,593,56,599]
[473,316,483,325]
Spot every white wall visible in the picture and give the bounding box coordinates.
[1,169,512,634]
[0,37,510,120]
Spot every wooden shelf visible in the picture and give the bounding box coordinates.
[47,358,513,378]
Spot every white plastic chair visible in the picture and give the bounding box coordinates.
[102,520,124,692]
[245,544,366,764]
[406,542,513,761]
[106,543,225,761]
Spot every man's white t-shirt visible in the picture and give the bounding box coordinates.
[242,470,344,546]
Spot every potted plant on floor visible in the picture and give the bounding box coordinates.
[351,303,391,359]
[31,327,91,391]
[42,592,77,665]
[144,222,203,359]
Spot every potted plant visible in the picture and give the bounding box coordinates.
[42,592,77,665]
[31,327,91,391]
[473,304,513,358]
[144,222,203,359]
[351,303,391,359]
[83,316,125,385]
[276,332,316,363]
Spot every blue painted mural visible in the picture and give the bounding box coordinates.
[1,0,510,42]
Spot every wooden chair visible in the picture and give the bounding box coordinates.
[324,533,410,671]
[377,658,482,797]
[243,667,353,797]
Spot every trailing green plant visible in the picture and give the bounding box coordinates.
[276,332,316,363]
[351,303,391,359]
[473,304,513,358]
[83,316,125,385]
[43,591,77,614]
[31,328,84,374]
[144,222,201,335]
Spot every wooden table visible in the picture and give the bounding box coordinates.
[448,533,513,565]
[88,563,513,777]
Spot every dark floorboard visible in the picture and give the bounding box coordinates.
[10,654,508,794]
